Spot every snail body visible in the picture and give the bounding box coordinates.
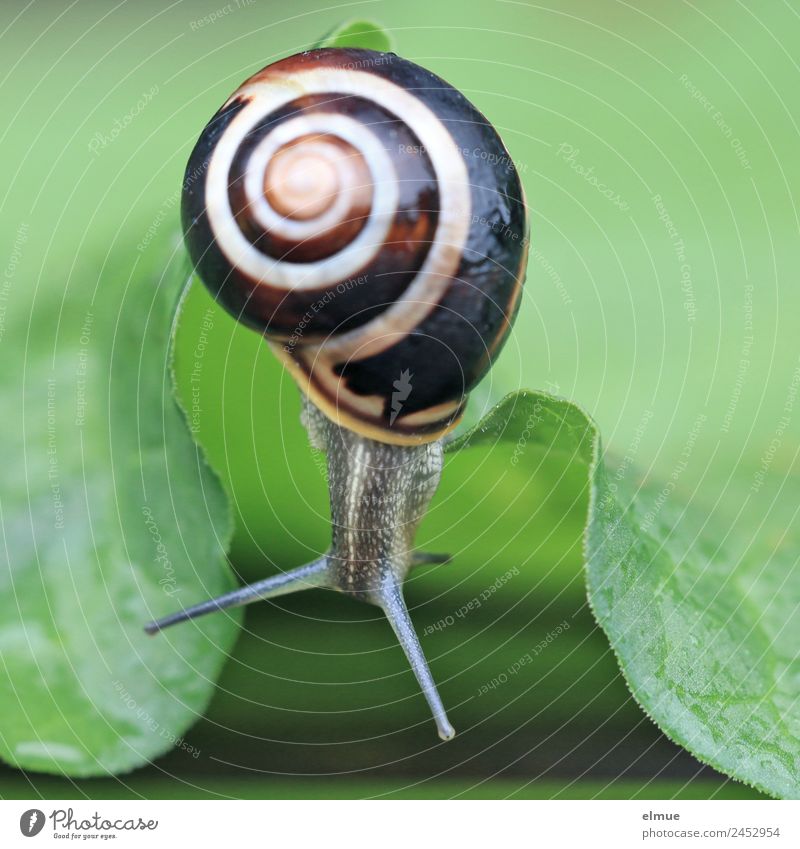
[149,46,530,740]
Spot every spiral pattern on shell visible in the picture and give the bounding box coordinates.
[182,47,529,444]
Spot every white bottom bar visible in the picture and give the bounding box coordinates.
[2,799,799,848]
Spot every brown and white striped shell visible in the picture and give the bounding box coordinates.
[182,47,529,444]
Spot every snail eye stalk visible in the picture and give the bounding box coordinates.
[152,45,529,740]
[378,577,456,741]
[143,556,330,634]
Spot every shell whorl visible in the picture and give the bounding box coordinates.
[182,48,529,444]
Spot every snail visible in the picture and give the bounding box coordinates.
[146,46,529,741]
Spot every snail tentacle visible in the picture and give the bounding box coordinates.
[143,556,330,634]
[378,575,455,741]
[411,551,452,567]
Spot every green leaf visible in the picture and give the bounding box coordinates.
[314,19,395,52]
[448,391,800,799]
[0,236,240,776]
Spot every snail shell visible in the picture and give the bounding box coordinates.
[182,47,529,444]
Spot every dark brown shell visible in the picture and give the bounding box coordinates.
[182,47,529,444]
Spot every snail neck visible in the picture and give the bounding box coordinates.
[302,398,444,603]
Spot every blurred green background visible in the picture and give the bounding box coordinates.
[3,0,798,799]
